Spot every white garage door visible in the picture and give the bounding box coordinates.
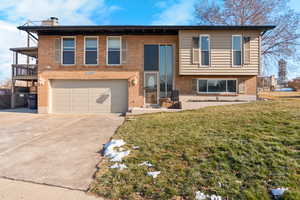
[50,80,128,114]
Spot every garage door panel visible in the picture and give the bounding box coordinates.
[51,80,128,114]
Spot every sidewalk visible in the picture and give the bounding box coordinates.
[0,178,102,200]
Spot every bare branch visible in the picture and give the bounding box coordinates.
[194,0,300,74]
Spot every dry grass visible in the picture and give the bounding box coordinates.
[258,91,300,100]
[90,99,300,200]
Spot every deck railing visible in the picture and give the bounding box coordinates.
[12,64,37,77]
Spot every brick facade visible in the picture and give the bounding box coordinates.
[37,34,257,113]
[38,35,178,113]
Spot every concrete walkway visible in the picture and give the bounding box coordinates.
[129,101,248,115]
[0,178,102,200]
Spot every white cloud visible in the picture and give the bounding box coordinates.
[152,0,197,25]
[0,0,119,81]
[0,21,28,81]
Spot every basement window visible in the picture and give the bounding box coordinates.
[197,79,237,94]
[62,37,75,65]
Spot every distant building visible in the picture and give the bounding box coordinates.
[277,59,287,87]
[257,75,276,91]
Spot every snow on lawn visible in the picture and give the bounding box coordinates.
[110,163,127,170]
[147,171,160,178]
[103,139,130,162]
[139,161,153,167]
[195,191,222,200]
[271,188,288,197]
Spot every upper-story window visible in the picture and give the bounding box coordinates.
[85,37,98,65]
[62,37,75,65]
[232,35,242,66]
[107,36,121,65]
[200,35,210,66]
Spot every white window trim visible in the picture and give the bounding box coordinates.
[232,35,243,67]
[196,78,238,94]
[199,34,210,67]
[84,36,99,66]
[106,36,122,66]
[61,36,76,66]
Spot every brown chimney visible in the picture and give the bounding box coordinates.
[41,17,59,26]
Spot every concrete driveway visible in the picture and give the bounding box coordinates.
[0,111,124,191]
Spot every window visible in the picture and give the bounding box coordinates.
[107,36,121,65]
[85,37,98,65]
[200,35,210,66]
[62,38,75,65]
[144,44,173,98]
[144,45,159,71]
[232,35,242,66]
[197,79,237,93]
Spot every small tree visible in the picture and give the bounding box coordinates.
[195,0,300,74]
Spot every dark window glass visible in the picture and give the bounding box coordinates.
[86,51,97,64]
[201,51,209,65]
[198,80,207,92]
[108,51,120,65]
[233,36,242,66]
[227,80,237,92]
[85,38,97,65]
[208,80,226,92]
[233,51,242,65]
[63,51,74,65]
[144,45,159,71]
[201,36,209,51]
[62,38,75,65]
[107,37,121,65]
[201,36,209,65]
[159,45,173,98]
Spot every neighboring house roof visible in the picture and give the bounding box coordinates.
[18,25,275,35]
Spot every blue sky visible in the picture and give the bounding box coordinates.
[0,0,299,82]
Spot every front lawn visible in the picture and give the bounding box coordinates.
[90,99,300,200]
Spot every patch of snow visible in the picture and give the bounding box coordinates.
[195,191,206,200]
[139,161,153,167]
[195,191,222,200]
[147,171,160,178]
[271,188,288,196]
[133,146,140,149]
[110,163,127,170]
[103,139,130,162]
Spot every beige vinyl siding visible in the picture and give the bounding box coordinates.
[179,30,260,75]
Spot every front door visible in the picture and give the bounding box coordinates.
[144,44,173,105]
[144,72,158,104]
